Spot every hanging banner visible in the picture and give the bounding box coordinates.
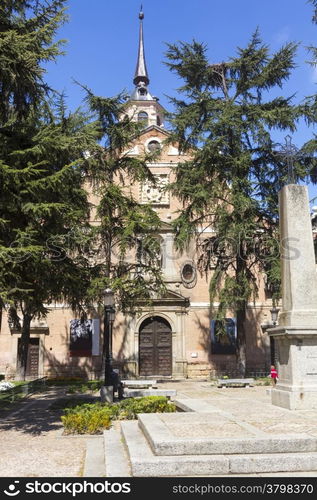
[210,318,237,354]
[91,319,100,356]
[69,319,93,357]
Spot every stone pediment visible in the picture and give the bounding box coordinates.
[136,288,189,308]
[138,125,170,138]
[163,289,189,304]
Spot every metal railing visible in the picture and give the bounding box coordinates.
[0,377,47,409]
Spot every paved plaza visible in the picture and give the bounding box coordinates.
[1,380,317,477]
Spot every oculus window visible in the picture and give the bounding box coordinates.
[181,262,197,288]
[147,140,161,152]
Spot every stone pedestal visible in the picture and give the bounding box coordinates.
[269,185,317,410]
[270,328,317,409]
[100,385,114,403]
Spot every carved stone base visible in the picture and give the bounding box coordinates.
[268,326,317,410]
[271,385,317,410]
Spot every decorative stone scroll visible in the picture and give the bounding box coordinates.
[140,174,169,205]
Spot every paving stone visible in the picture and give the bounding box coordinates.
[230,453,317,474]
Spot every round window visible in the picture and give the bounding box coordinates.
[182,264,194,281]
[181,262,197,287]
[148,140,161,152]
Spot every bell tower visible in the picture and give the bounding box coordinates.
[125,7,166,128]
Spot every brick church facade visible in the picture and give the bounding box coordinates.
[0,11,274,381]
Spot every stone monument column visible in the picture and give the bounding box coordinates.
[269,185,317,409]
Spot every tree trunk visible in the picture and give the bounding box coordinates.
[236,247,247,377]
[16,313,32,380]
[236,306,247,377]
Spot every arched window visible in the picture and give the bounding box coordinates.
[138,111,148,126]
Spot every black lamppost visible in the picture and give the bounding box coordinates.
[270,304,280,367]
[270,305,280,326]
[103,288,115,387]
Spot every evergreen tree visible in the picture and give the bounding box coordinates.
[81,88,165,311]
[0,1,165,378]
[0,1,99,378]
[165,33,314,375]
[303,0,317,175]
[0,96,100,378]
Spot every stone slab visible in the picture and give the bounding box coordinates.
[104,427,131,477]
[175,398,218,413]
[123,389,176,398]
[83,437,105,477]
[230,452,317,474]
[121,380,157,388]
[137,413,317,456]
[217,378,254,387]
[120,420,317,477]
[100,386,113,403]
[272,385,317,410]
[121,421,229,477]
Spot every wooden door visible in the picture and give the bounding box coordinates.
[18,338,39,377]
[139,316,172,376]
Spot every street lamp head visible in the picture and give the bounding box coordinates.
[103,288,115,307]
[270,306,280,326]
[109,309,115,322]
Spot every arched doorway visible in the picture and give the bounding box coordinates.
[139,316,172,376]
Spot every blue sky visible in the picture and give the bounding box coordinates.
[45,0,317,199]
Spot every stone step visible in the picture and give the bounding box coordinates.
[104,428,131,477]
[137,413,317,456]
[121,379,157,388]
[123,389,176,398]
[120,421,317,477]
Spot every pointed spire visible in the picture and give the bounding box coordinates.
[133,6,150,87]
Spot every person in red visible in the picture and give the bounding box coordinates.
[270,365,278,385]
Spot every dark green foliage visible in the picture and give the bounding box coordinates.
[165,32,315,373]
[0,0,67,122]
[79,87,166,312]
[0,1,100,378]
[116,395,176,419]
[0,1,166,379]
[303,0,317,184]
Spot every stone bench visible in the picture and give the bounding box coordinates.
[121,379,157,389]
[217,378,254,388]
[123,388,176,398]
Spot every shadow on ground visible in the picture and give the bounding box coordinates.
[0,390,99,436]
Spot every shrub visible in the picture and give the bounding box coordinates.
[61,404,112,434]
[60,396,176,434]
[66,381,102,394]
[117,396,176,420]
